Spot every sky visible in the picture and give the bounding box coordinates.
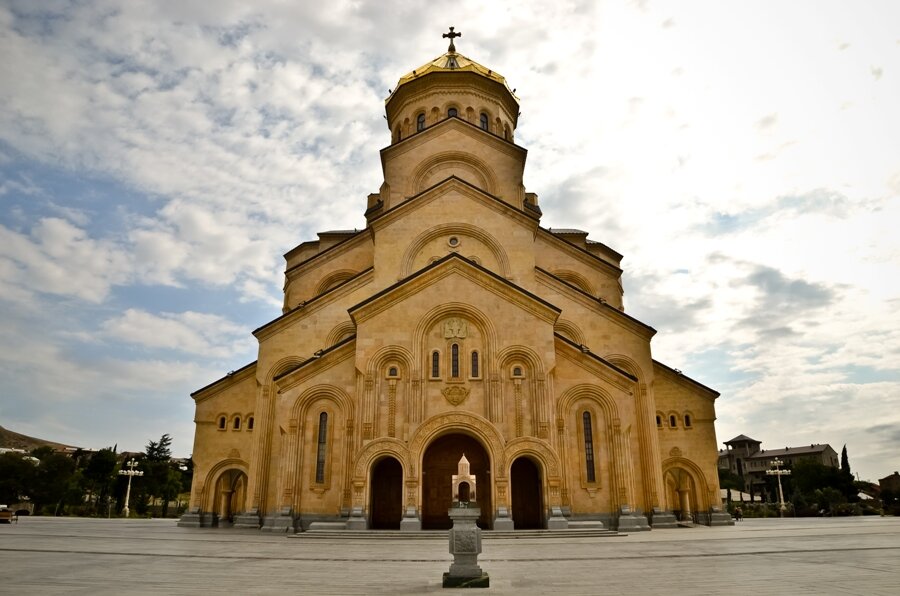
[0,1,897,482]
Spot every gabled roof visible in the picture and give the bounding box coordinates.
[349,252,560,325]
[191,360,257,401]
[746,444,835,459]
[725,434,761,445]
[652,359,720,399]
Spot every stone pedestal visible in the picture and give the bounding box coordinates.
[177,507,204,528]
[443,505,489,588]
[616,505,651,532]
[546,505,568,530]
[493,506,514,531]
[400,506,421,532]
[346,506,368,530]
[233,509,261,529]
[708,506,735,526]
[650,507,678,529]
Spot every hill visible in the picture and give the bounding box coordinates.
[0,425,77,452]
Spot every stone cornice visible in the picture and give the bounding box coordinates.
[284,228,373,279]
[368,176,540,235]
[254,268,375,341]
[381,116,526,167]
[536,227,623,276]
[274,336,356,393]
[652,359,720,400]
[554,334,636,392]
[535,267,656,340]
[191,360,257,403]
[349,253,560,326]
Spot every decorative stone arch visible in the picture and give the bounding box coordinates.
[661,456,712,515]
[325,320,356,347]
[604,354,646,382]
[399,222,511,278]
[554,319,585,345]
[496,345,546,377]
[410,151,498,196]
[264,356,308,386]
[290,384,355,422]
[442,100,462,118]
[413,303,499,375]
[556,384,621,423]
[352,437,410,481]
[551,269,596,296]
[315,269,358,295]
[363,344,416,378]
[504,437,560,479]
[407,411,507,479]
[200,458,249,513]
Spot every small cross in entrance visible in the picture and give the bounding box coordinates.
[443,26,461,52]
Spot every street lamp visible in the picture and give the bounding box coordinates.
[118,458,144,518]
[766,458,791,517]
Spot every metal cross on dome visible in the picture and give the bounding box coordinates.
[443,26,461,52]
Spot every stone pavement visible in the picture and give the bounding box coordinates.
[1,516,898,595]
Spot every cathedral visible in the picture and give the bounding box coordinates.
[180,32,731,532]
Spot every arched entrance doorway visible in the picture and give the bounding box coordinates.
[511,457,543,529]
[422,433,492,529]
[370,457,403,529]
[664,467,698,523]
[212,469,247,526]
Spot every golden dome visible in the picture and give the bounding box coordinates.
[387,51,519,103]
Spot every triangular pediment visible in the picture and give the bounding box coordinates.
[369,176,539,235]
[349,253,559,326]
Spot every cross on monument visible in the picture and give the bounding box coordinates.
[443,26,461,52]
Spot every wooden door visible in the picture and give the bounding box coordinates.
[370,457,403,529]
[422,433,491,529]
[511,457,543,529]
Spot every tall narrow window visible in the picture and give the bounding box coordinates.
[669,415,677,428]
[431,350,440,378]
[684,414,692,427]
[247,416,254,430]
[315,412,328,484]
[471,351,479,378]
[448,107,458,118]
[480,113,489,130]
[233,416,241,430]
[451,343,460,378]
[583,412,596,483]
[218,416,226,430]
[416,113,425,132]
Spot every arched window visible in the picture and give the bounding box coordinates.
[416,113,425,132]
[656,415,662,428]
[480,112,489,130]
[218,416,226,430]
[388,366,398,377]
[233,416,241,430]
[669,415,677,428]
[394,125,401,141]
[583,412,596,483]
[684,414,692,427]
[451,343,460,378]
[470,351,479,378]
[315,412,328,484]
[431,350,440,378]
[247,416,254,431]
[512,366,523,378]
[448,107,458,118]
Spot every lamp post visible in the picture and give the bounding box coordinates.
[118,458,144,518]
[766,458,791,517]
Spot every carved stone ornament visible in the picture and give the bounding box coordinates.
[442,385,470,406]
[669,446,682,457]
[443,317,468,339]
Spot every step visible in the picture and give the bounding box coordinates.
[291,528,621,540]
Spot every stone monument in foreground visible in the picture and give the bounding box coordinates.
[443,455,489,588]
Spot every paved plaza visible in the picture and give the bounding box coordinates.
[1,516,898,595]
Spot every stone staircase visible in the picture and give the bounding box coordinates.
[289,527,621,540]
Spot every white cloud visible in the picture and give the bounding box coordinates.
[101,308,255,358]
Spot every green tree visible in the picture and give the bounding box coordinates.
[0,452,37,505]
[30,452,76,515]
[841,445,850,475]
[81,448,119,515]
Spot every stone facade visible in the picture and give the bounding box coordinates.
[181,42,727,532]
